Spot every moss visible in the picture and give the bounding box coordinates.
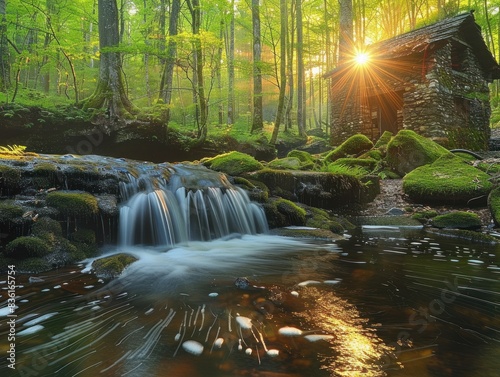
[431,211,482,230]
[204,151,264,176]
[488,187,500,227]
[267,157,303,170]
[46,191,99,217]
[374,131,393,148]
[5,236,51,259]
[287,150,314,164]
[0,201,24,223]
[0,164,21,191]
[32,217,63,237]
[426,229,498,244]
[70,228,98,257]
[359,149,384,161]
[261,202,287,228]
[386,130,451,175]
[403,155,493,205]
[411,210,438,223]
[92,253,138,278]
[476,161,500,175]
[325,134,374,162]
[33,162,58,189]
[15,258,52,273]
[275,198,307,225]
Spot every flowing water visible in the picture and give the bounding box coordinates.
[1,169,499,376]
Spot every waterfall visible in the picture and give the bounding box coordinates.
[118,163,268,247]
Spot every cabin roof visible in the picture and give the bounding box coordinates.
[324,11,500,80]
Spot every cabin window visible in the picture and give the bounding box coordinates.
[451,44,466,72]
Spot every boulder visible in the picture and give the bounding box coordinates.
[324,134,374,163]
[386,130,451,176]
[403,154,493,205]
[430,211,482,230]
[488,187,500,227]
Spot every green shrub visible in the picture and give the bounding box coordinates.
[46,191,99,217]
[403,155,493,205]
[325,134,374,162]
[204,151,263,176]
[431,211,482,230]
[5,236,51,259]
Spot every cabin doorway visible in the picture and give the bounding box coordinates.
[369,90,403,137]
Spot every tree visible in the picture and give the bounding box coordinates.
[158,0,181,126]
[251,0,263,133]
[0,0,9,92]
[270,0,287,144]
[226,0,235,125]
[339,0,353,63]
[82,0,137,118]
[296,0,306,137]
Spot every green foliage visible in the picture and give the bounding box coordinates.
[46,191,99,217]
[322,163,370,179]
[5,236,51,259]
[0,145,27,156]
[403,154,493,205]
[204,151,263,176]
[325,134,374,163]
[431,211,482,230]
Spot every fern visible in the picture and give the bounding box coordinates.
[0,145,27,155]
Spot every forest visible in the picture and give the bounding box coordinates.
[1,0,500,146]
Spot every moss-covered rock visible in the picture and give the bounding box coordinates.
[0,201,24,223]
[386,130,451,175]
[0,164,21,194]
[15,257,52,273]
[267,157,303,170]
[275,198,307,225]
[5,236,51,259]
[488,187,500,227]
[203,151,263,176]
[431,211,482,230]
[374,131,393,148]
[46,191,99,217]
[287,149,314,164]
[411,210,438,223]
[325,134,374,162]
[403,155,493,205]
[92,253,138,279]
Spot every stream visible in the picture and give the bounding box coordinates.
[1,228,499,377]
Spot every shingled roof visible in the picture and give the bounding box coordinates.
[325,11,500,80]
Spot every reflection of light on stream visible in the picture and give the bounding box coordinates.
[0,235,391,377]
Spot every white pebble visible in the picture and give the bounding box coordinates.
[182,340,204,355]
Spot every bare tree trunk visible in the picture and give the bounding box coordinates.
[0,0,10,92]
[187,0,208,144]
[296,0,306,137]
[338,0,353,63]
[251,0,263,133]
[270,0,287,145]
[82,0,137,118]
[226,0,235,125]
[285,1,295,130]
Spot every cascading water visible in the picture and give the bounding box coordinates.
[117,163,268,247]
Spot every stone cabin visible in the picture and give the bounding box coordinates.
[324,11,500,150]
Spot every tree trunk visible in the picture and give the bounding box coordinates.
[251,0,263,133]
[296,0,306,137]
[159,0,180,127]
[285,0,295,130]
[338,0,353,63]
[226,0,235,125]
[187,0,208,144]
[270,0,287,145]
[0,0,10,92]
[83,0,137,118]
